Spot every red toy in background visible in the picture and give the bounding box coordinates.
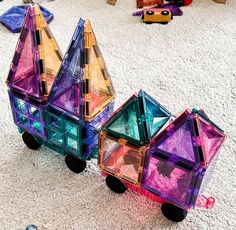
[137,0,164,8]
[165,0,192,6]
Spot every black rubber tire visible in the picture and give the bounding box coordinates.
[105,175,127,194]
[65,154,87,173]
[160,22,168,25]
[22,132,41,150]
[161,203,188,222]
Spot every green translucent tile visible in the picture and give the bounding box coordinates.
[66,137,78,151]
[145,99,169,137]
[15,98,27,113]
[31,120,43,133]
[65,122,77,136]
[108,101,140,141]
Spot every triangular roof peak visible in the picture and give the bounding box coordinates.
[151,109,226,165]
[47,18,115,121]
[102,90,172,146]
[6,4,62,102]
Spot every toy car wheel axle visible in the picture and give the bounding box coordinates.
[105,175,127,194]
[22,132,42,150]
[65,154,87,173]
[161,203,188,222]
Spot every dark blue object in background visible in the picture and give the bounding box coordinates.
[0,5,54,33]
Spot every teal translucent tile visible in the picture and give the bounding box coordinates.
[65,122,78,137]
[144,97,170,137]
[16,112,28,126]
[31,120,43,134]
[66,136,78,151]
[46,112,63,131]
[29,105,41,119]
[108,101,140,141]
[49,129,63,147]
[15,97,27,114]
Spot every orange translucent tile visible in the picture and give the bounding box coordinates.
[99,135,144,184]
[84,20,115,121]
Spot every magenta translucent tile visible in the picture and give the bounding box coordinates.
[142,155,195,208]
[197,118,225,163]
[157,120,196,162]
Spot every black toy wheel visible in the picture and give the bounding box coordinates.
[22,132,41,150]
[141,14,144,20]
[161,203,188,222]
[65,154,87,173]
[105,175,127,194]
[145,22,153,24]
[160,22,168,25]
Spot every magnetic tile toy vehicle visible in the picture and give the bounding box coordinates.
[98,92,226,222]
[6,3,226,223]
[6,5,115,173]
[142,8,173,24]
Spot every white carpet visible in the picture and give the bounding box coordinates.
[0,0,235,229]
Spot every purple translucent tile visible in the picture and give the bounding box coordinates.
[48,19,85,118]
[142,155,201,208]
[7,6,42,101]
[155,3,183,16]
[157,120,196,162]
[133,3,183,17]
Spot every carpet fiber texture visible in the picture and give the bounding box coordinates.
[0,0,235,229]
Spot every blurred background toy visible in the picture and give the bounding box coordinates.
[142,8,173,24]
[107,0,117,5]
[0,1,53,33]
[133,3,183,17]
[137,0,164,8]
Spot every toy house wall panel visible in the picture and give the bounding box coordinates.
[9,91,46,139]
[142,153,204,209]
[99,134,145,184]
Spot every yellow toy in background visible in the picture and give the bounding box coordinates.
[142,8,172,24]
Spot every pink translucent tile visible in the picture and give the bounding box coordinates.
[89,93,108,114]
[157,121,196,162]
[143,156,193,207]
[14,73,40,99]
[197,118,225,163]
[14,30,34,82]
